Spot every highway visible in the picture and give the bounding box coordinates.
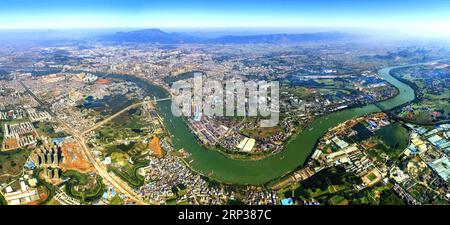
[20,81,147,205]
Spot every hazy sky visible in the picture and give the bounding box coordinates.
[0,0,449,37]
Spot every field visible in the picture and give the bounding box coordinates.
[314,79,354,90]
[95,108,150,145]
[367,173,377,181]
[329,195,348,205]
[33,121,69,138]
[398,100,450,124]
[379,189,406,205]
[279,167,405,205]
[109,160,147,188]
[288,87,316,100]
[59,140,92,173]
[0,149,30,183]
[361,169,382,186]
[392,65,450,124]
[90,106,154,189]
[62,170,105,203]
[79,93,138,119]
[108,194,124,205]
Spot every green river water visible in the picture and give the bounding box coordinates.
[108,63,418,185]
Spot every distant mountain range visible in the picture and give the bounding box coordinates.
[205,32,352,44]
[99,28,202,44]
[99,28,355,44]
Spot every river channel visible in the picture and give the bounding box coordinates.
[105,63,418,185]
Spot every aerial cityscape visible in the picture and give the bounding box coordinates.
[0,0,449,208]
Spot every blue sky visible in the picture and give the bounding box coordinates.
[0,0,449,36]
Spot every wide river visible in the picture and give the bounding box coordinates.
[108,63,419,185]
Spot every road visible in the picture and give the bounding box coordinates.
[81,102,143,135]
[20,81,147,205]
[74,134,146,204]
